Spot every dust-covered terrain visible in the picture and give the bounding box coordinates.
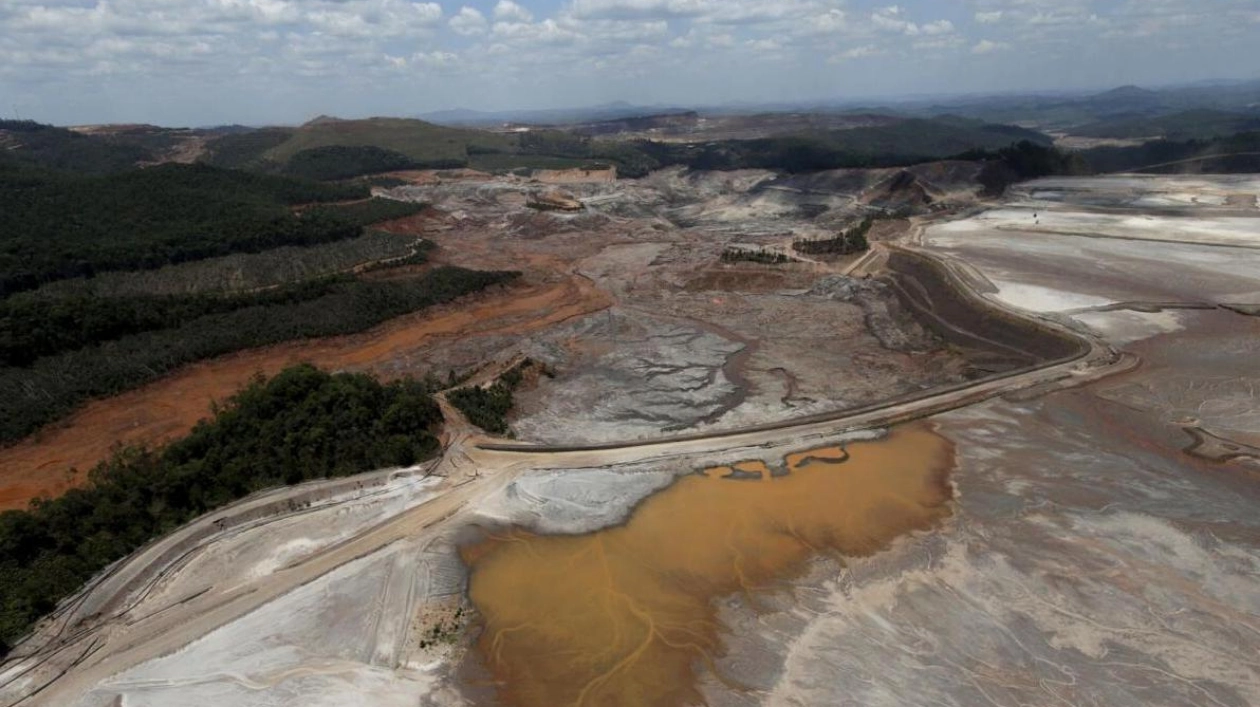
[4,171,1260,707]
[383,164,985,444]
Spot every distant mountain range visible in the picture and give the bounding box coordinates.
[417,101,693,127]
[419,80,1260,132]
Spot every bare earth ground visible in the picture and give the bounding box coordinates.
[4,172,1260,707]
[0,164,970,508]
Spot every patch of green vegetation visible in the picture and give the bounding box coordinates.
[31,230,425,298]
[301,198,427,227]
[284,145,422,180]
[1073,109,1260,141]
[468,153,610,173]
[264,118,513,165]
[956,141,1090,194]
[0,266,518,446]
[960,131,1260,189]
[0,277,351,367]
[365,175,410,189]
[448,359,548,435]
[793,218,871,256]
[1082,131,1260,174]
[817,119,1052,159]
[0,364,445,655]
[0,120,151,174]
[720,248,792,264]
[200,128,294,170]
[623,119,1052,174]
[0,162,372,295]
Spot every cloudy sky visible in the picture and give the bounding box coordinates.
[2,0,1258,126]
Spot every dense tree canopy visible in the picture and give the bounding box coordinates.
[283,145,420,181]
[0,162,373,295]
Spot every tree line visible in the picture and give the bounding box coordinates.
[0,266,518,445]
[0,364,445,656]
[720,248,792,264]
[0,161,400,296]
[0,277,348,367]
[793,218,872,256]
[32,229,424,299]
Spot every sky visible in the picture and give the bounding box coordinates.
[1,0,1258,126]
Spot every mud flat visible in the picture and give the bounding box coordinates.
[459,424,954,707]
[763,310,1260,706]
[755,175,1260,707]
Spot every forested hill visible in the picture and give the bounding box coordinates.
[0,120,153,174]
[0,161,422,296]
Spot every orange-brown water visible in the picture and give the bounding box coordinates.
[462,423,955,707]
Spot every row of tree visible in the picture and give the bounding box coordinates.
[793,218,872,256]
[0,161,406,296]
[0,266,518,445]
[33,229,423,299]
[720,248,792,264]
[0,277,347,367]
[0,364,445,656]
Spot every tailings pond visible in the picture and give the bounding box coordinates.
[461,423,956,706]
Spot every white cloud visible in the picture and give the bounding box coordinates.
[449,6,487,35]
[491,17,579,44]
[493,0,533,22]
[919,19,954,36]
[870,6,954,37]
[830,44,882,62]
[3,0,1259,125]
[410,50,457,67]
[808,8,847,34]
[569,0,705,20]
[971,39,1009,54]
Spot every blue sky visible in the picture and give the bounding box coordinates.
[1,0,1258,126]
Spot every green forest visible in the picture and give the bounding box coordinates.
[0,120,154,175]
[33,230,427,298]
[0,277,348,366]
[0,161,406,295]
[0,364,445,655]
[1081,131,1260,174]
[0,266,517,445]
[283,145,424,180]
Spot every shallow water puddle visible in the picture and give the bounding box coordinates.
[462,423,955,707]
